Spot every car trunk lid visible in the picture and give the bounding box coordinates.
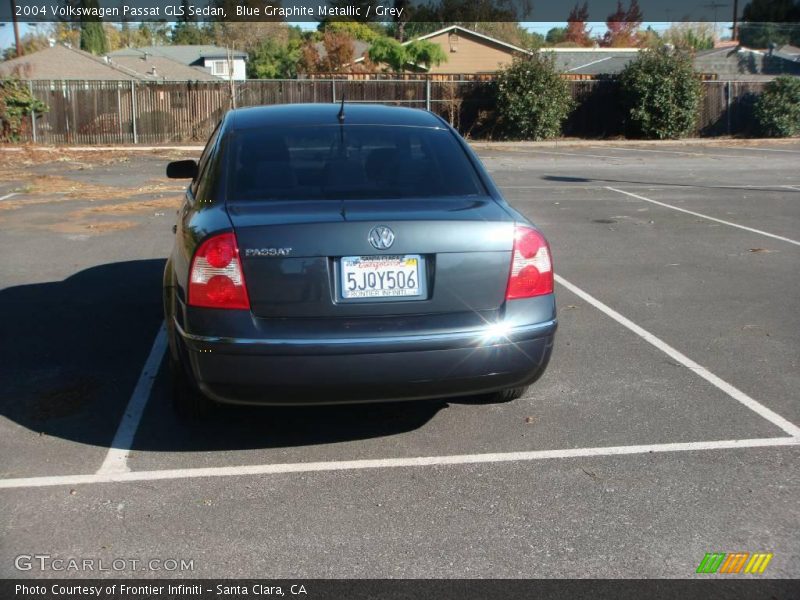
[229,197,514,319]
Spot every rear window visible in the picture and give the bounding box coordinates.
[226,125,487,201]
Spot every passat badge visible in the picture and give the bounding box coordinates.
[368,226,395,250]
[245,248,292,257]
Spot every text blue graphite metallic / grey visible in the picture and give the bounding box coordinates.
[163,103,556,416]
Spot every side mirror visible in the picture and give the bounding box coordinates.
[166,160,198,179]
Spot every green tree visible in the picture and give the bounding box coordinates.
[135,22,172,46]
[171,0,214,45]
[495,52,574,140]
[0,77,48,142]
[368,37,408,71]
[545,27,567,44]
[619,47,702,139]
[405,40,447,70]
[79,0,108,55]
[321,21,385,42]
[367,37,448,72]
[663,22,716,51]
[754,75,800,136]
[248,38,302,79]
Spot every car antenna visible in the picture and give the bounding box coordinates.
[337,94,345,123]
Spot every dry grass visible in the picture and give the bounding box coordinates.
[0,176,183,212]
[71,196,180,217]
[47,220,140,235]
[0,147,191,235]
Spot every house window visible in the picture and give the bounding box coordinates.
[211,60,228,76]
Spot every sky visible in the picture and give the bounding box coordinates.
[1,20,735,54]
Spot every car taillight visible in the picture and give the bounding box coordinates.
[188,232,250,310]
[505,225,553,300]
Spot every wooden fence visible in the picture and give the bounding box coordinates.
[17,79,768,145]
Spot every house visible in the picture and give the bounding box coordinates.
[350,25,641,79]
[108,45,247,81]
[0,44,138,80]
[694,45,800,79]
[103,52,221,81]
[351,25,527,75]
[0,43,225,81]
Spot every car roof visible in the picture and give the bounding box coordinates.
[228,103,446,130]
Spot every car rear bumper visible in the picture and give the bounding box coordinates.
[175,319,556,405]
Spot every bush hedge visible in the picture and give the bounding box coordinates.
[754,75,800,137]
[494,52,574,140]
[0,77,47,142]
[619,47,702,139]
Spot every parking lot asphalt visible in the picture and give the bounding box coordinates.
[1,141,798,578]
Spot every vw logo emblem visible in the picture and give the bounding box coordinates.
[368,226,395,250]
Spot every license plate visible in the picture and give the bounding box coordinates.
[340,255,424,299]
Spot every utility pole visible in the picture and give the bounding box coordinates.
[732,0,739,41]
[10,0,24,56]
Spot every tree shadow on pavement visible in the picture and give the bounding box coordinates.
[540,174,800,193]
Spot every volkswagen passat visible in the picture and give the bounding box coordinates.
[163,104,556,416]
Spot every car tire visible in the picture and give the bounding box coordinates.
[170,349,213,419]
[489,385,529,403]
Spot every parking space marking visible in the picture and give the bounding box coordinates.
[96,323,167,475]
[555,274,800,438]
[5,267,798,491]
[606,186,800,247]
[0,437,797,490]
[0,193,19,202]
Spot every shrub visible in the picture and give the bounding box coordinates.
[494,52,574,140]
[619,47,702,139]
[0,77,47,142]
[754,76,800,137]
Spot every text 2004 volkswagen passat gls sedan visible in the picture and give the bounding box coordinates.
[163,103,556,416]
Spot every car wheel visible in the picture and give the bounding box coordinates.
[489,385,529,403]
[169,348,213,419]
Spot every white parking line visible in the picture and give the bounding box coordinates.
[555,274,800,438]
[0,192,19,201]
[96,323,167,475]
[606,186,800,247]
[5,271,799,491]
[502,184,797,191]
[1,437,797,490]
